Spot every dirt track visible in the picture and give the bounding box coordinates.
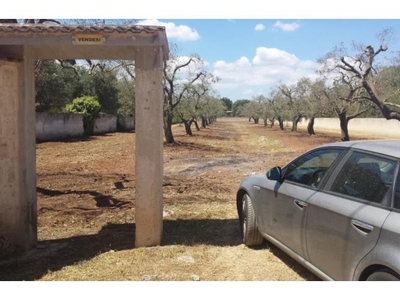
[35,117,321,241]
[1,117,348,281]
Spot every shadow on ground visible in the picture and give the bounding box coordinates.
[37,187,130,208]
[0,219,317,281]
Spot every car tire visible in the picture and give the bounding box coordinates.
[242,193,263,246]
[366,268,400,281]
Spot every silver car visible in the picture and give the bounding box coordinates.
[236,140,400,281]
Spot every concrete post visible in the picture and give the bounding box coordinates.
[0,46,37,250]
[134,47,164,247]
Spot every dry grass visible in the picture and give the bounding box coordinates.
[1,118,366,282]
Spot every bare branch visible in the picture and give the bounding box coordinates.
[383,101,400,109]
[57,60,78,75]
[339,57,362,78]
[347,107,369,121]
[173,72,205,109]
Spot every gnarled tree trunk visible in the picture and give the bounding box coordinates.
[307,116,315,135]
[338,112,350,141]
[201,116,208,128]
[270,118,275,128]
[194,120,200,131]
[164,109,175,143]
[278,116,284,130]
[183,120,193,136]
[291,114,302,132]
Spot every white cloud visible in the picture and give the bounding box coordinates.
[273,21,300,32]
[254,24,265,31]
[252,47,299,66]
[210,47,320,101]
[136,19,200,41]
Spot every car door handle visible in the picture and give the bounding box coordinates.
[294,199,307,210]
[351,219,373,235]
[253,185,261,190]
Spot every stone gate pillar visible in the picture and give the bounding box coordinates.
[134,47,164,247]
[0,46,37,251]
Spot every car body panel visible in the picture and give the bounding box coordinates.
[236,140,400,281]
[257,180,317,261]
[305,192,390,280]
[354,210,400,280]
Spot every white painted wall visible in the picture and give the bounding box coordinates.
[93,115,117,134]
[299,118,400,139]
[35,113,134,142]
[117,115,134,131]
[36,112,83,142]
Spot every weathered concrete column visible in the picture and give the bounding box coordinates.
[0,46,37,250]
[134,47,164,247]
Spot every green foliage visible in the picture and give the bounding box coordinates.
[116,77,135,117]
[92,72,120,114]
[73,68,120,115]
[220,97,232,110]
[65,96,103,136]
[232,99,250,116]
[375,65,400,110]
[35,60,121,115]
[35,60,79,112]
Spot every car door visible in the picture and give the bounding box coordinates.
[305,150,397,280]
[256,147,344,260]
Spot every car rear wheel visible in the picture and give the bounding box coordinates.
[242,194,263,246]
[366,269,400,281]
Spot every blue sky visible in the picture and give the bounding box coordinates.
[7,1,400,102]
[136,19,400,101]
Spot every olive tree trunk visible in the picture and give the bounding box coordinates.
[278,116,284,130]
[183,120,193,136]
[291,115,302,132]
[307,116,315,135]
[164,109,175,143]
[338,112,350,141]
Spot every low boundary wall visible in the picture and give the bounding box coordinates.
[299,118,400,139]
[36,113,83,142]
[93,115,117,134]
[36,113,134,142]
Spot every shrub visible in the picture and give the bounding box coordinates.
[65,96,103,136]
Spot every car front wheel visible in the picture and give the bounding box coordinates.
[366,269,400,281]
[241,193,263,246]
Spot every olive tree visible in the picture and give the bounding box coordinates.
[319,29,400,132]
[241,98,263,124]
[278,77,316,132]
[163,53,214,143]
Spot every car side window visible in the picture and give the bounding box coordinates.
[330,151,396,205]
[284,149,343,188]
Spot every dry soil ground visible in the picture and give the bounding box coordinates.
[0,117,370,281]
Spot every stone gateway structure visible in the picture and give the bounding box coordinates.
[0,24,169,251]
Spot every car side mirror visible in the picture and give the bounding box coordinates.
[266,166,282,181]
